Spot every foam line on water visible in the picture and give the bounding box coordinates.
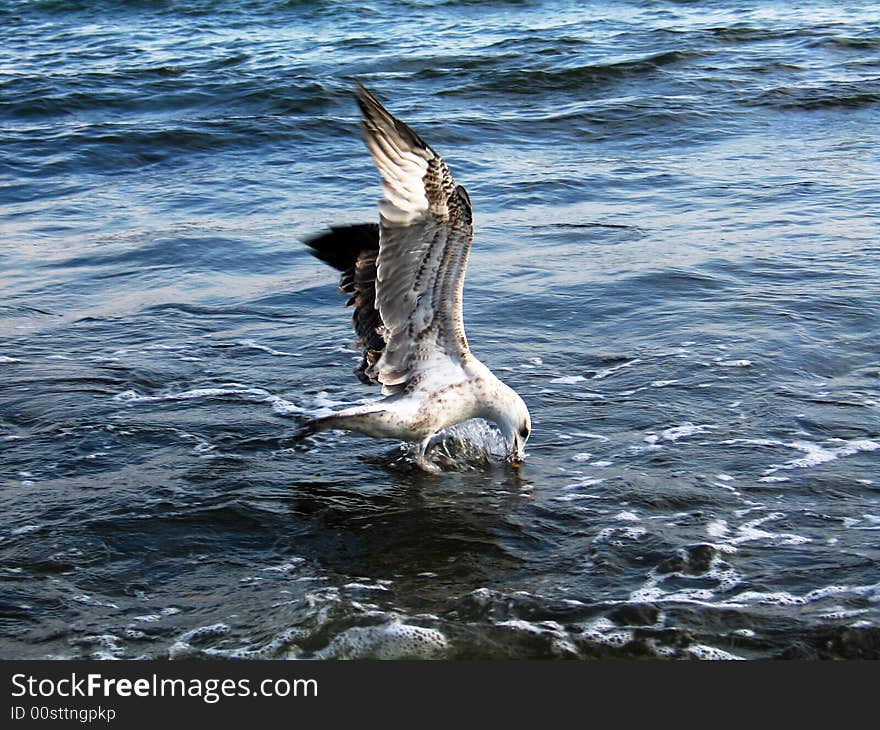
[765,438,879,473]
[112,383,374,418]
[237,339,300,356]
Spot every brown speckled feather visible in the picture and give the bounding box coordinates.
[355,84,475,395]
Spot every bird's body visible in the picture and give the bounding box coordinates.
[306,354,523,471]
[304,85,530,472]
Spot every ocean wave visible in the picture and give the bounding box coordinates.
[4,0,880,663]
[467,50,701,93]
[753,83,880,110]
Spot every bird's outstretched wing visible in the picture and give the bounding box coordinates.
[304,223,384,385]
[355,84,474,395]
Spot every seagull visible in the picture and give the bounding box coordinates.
[303,84,531,473]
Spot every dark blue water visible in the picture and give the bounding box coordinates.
[2,0,879,659]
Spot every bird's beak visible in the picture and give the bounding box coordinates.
[509,447,524,469]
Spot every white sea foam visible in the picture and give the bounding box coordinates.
[687,644,745,660]
[815,607,870,621]
[578,617,635,649]
[722,438,786,448]
[765,438,879,473]
[660,422,714,441]
[494,619,579,657]
[12,524,40,535]
[238,339,299,357]
[112,382,363,419]
[714,481,740,494]
[629,552,742,605]
[723,436,878,476]
[262,558,306,574]
[270,398,305,415]
[630,585,717,605]
[565,477,604,489]
[114,384,273,403]
[343,582,390,592]
[550,375,586,384]
[313,621,448,660]
[72,594,119,609]
[594,525,647,545]
[497,618,565,635]
[573,431,611,442]
[728,512,810,546]
[723,584,880,610]
[79,634,124,659]
[168,623,232,657]
[593,359,640,380]
[553,492,602,503]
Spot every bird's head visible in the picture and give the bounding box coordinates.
[496,384,531,468]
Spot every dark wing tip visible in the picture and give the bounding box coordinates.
[355,83,432,155]
[304,223,379,272]
[454,185,472,224]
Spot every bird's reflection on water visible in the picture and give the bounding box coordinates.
[282,447,534,592]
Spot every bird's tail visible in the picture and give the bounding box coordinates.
[296,404,396,441]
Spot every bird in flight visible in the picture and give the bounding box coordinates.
[303,84,530,472]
